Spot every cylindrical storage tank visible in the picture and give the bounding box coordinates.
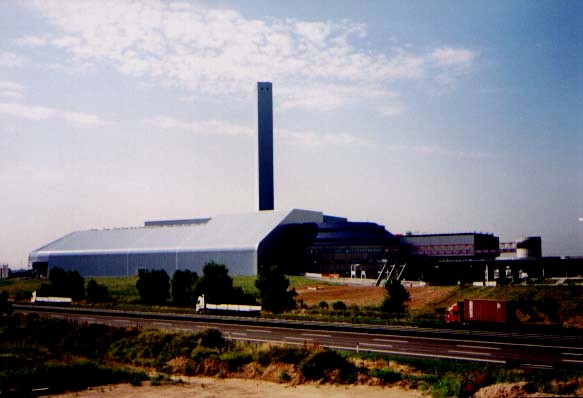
[515,236,542,259]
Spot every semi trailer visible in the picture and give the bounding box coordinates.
[195,294,261,315]
[31,290,72,306]
[445,299,515,324]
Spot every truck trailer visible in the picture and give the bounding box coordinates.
[445,299,515,324]
[195,295,261,315]
[30,290,72,306]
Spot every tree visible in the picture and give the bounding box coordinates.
[193,261,256,305]
[0,291,12,318]
[255,264,296,313]
[40,267,85,299]
[86,279,111,303]
[136,269,170,305]
[171,269,198,306]
[381,278,410,314]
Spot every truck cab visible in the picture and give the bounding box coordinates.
[445,302,463,323]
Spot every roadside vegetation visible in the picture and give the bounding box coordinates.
[1,315,581,397]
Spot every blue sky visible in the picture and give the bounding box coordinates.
[0,0,581,267]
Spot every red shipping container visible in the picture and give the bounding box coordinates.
[463,299,510,323]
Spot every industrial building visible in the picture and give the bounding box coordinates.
[29,82,583,282]
[29,209,324,277]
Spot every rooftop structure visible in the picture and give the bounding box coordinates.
[29,209,324,277]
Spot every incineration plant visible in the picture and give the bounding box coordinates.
[29,82,583,284]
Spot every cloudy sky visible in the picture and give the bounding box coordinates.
[1,0,581,267]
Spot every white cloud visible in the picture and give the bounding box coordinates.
[143,116,370,147]
[0,81,25,100]
[143,116,253,136]
[0,52,24,66]
[20,1,477,113]
[0,81,24,91]
[386,144,495,159]
[0,102,114,127]
[280,128,371,147]
[0,102,55,120]
[0,90,25,100]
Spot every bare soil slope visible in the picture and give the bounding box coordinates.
[48,378,423,398]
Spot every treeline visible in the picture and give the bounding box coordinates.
[136,261,297,313]
[35,267,112,303]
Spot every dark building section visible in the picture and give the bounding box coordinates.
[401,233,500,260]
[258,221,405,277]
[304,222,404,277]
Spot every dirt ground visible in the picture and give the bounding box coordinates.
[294,283,458,310]
[47,378,424,398]
[294,284,386,306]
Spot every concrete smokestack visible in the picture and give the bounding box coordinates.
[257,82,274,211]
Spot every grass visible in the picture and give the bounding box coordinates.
[0,278,43,299]
[88,276,139,304]
[232,274,327,297]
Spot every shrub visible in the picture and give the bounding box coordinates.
[196,328,225,349]
[332,301,347,311]
[221,352,253,371]
[299,349,356,381]
[256,345,309,366]
[318,301,329,310]
[279,371,291,382]
[86,280,111,303]
[136,269,170,305]
[191,346,219,363]
[370,368,402,383]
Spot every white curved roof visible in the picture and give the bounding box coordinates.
[31,209,324,257]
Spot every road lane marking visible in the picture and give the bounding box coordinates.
[246,329,271,333]
[231,332,247,336]
[563,352,583,356]
[302,333,332,338]
[563,359,583,364]
[79,317,95,322]
[448,350,491,356]
[286,336,313,341]
[153,322,171,327]
[360,343,393,348]
[457,345,500,351]
[373,338,408,344]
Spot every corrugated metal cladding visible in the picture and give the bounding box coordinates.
[464,299,511,323]
[29,209,324,277]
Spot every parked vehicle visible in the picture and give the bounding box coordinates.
[445,299,515,324]
[30,290,72,306]
[195,294,261,315]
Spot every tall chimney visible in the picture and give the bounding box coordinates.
[257,82,274,211]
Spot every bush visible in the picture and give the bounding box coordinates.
[382,278,410,314]
[196,328,225,349]
[318,301,329,310]
[136,269,170,305]
[191,346,219,363]
[370,368,402,383]
[332,301,347,311]
[221,352,253,371]
[255,264,296,313]
[299,349,356,381]
[86,280,111,303]
[256,345,309,366]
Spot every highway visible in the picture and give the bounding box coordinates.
[15,305,583,369]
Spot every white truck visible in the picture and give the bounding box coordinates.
[31,290,72,306]
[195,294,261,315]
